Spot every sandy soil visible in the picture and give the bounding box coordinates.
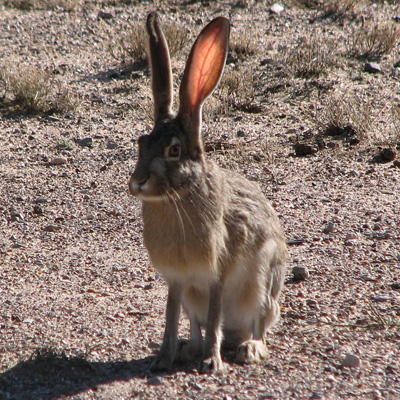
[0,1,399,399]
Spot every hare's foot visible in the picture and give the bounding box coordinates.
[235,340,268,364]
[199,354,224,374]
[149,349,175,372]
[175,339,202,363]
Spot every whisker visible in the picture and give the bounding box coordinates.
[170,188,196,234]
[167,191,187,259]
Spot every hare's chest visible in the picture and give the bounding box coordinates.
[142,203,218,283]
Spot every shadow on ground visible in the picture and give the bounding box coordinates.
[0,349,155,400]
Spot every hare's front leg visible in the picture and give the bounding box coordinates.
[199,281,224,373]
[150,282,182,372]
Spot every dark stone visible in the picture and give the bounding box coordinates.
[380,148,396,162]
[364,62,381,73]
[294,143,318,156]
[98,11,114,20]
[292,266,310,281]
[78,138,93,148]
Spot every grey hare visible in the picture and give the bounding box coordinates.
[129,12,287,373]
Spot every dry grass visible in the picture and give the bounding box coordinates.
[129,78,153,123]
[321,0,361,18]
[284,36,335,78]
[108,24,147,65]
[230,30,258,60]
[292,0,361,15]
[292,0,321,8]
[232,0,254,7]
[108,21,190,66]
[391,106,400,140]
[4,0,81,11]
[0,64,81,114]
[213,66,258,114]
[311,92,375,139]
[349,23,400,60]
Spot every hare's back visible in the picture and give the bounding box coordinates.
[222,169,283,237]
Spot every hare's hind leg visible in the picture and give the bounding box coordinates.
[235,314,270,363]
[235,295,281,364]
[235,245,285,364]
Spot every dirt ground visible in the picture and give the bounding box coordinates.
[0,1,399,399]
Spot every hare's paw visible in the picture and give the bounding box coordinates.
[199,355,224,374]
[149,353,174,372]
[175,339,202,363]
[235,340,268,364]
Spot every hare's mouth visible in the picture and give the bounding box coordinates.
[129,177,170,202]
[129,174,188,203]
[137,193,169,202]
[135,189,183,203]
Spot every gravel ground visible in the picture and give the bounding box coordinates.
[0,1,399,399]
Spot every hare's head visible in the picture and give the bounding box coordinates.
[129,12,230,202]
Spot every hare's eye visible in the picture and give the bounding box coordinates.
[168,144,181,159]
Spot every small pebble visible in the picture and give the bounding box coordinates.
[35,198,48,204]
[345,233,358,241]
[191,382,203,390]
[364,62,381,73]
[349,137,360,146]
[33,205,43,215]
[380,148,396,162]
[98,11,114,20]
[371,296,388,303]
[310,392,325,400]
[342,353,361,368]
[294,143,318,157]
[390,282,400,290]
[44,225,61,232]
[287,238,306,246]
[360,275,376,282]
[78,137,93,147]
[147,376,164,385]
[306,299,319,309]
[107,140,118,149]
[292,266,310,281]
[270,3,285,14]
[50,157,67,165]
[372,390,382,400]
[47,115,60,122]
[323,222,334,234]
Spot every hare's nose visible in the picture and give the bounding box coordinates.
[129,173,148,196]
[135,176,148,186]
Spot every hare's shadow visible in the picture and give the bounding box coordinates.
[0,349,183,400]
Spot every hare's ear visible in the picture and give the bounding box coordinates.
[146,12,173,123]
[178,17,230,151]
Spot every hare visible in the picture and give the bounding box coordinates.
[129,12,287,373]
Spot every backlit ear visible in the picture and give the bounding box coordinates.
[178,17,230,118]
[146,12,173,123]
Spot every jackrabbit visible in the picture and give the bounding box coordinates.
[129,12,287,373]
